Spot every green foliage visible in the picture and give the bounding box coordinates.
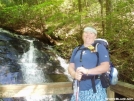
[0,0,14,7]
[103,0,134,84]
[0,0,134,84]
[0,4,32,29]
[49,74,69,82]
[54,35,80,59]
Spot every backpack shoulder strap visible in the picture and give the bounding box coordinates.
[74,45,82,56]
[74,45,89,62]
[93,42,100,66]
[95,43,99,53]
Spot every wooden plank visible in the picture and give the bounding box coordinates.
[110,81,134,98]
[0,81,134,99]
[0,82,73,98]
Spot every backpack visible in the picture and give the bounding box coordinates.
[73,38,118,93]
[93,38,118,86]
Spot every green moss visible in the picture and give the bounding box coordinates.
[49,74,69,82]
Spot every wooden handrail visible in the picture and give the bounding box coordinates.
[107,81,134,101]
[110,81,134,98]
[0,81,134,100]
[0,82,73,98]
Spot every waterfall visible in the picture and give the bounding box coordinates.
[20,40,48,84]
[56,56,73,82]
[20,40,55,101]
[0,28,71,101]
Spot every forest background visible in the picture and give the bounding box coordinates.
[0,0,134,84]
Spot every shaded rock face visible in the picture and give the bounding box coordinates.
[0,28,67,85]
[0,31,30,84]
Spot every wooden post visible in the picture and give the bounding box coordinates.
[107,87,115,101]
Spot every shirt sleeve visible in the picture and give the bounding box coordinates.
[97,44,110,63]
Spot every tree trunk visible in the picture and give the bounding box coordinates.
[106,0,112,35]
[78,0,82,12]
[98,0,105,35]
[78,0,83,44]
[78,0,82,30]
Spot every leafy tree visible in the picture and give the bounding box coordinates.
[0,0,134,84]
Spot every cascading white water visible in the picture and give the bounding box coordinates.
[20,40,47,84]
[56,56,73,82]
[20,40,55,101]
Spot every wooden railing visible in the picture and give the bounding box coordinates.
[0,81,134,101]
[0,82,73,98]
[107,81,134,101]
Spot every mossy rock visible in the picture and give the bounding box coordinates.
[49,74,69,82]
